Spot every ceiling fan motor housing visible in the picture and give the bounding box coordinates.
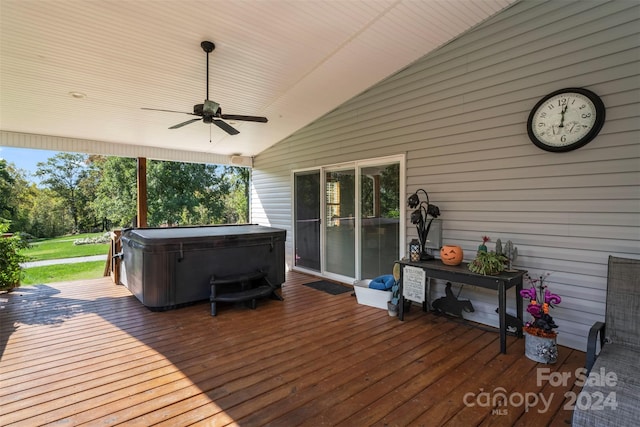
[194,101,220,117]
[203,99,220,115]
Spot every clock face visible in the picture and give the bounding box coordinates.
[527,88,605,152]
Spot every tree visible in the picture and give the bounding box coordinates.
[147,160,224,226]
[0,160,32,232]
[220,166,250,223]
[76,155,103,231]
[380,163,400,218]
[25,188,69,237]
[92,156,137,228]
[68,155,251,230]
[35,153,89,233]
[0,159,16,222]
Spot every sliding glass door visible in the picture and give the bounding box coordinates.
[293,156,403,282]
[360,163,400,278]
[324,168,356,279]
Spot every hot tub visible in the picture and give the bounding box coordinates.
[120,224,286,310]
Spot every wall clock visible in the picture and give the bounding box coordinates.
[527,87,605,152]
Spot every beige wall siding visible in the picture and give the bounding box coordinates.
[252,0,640,351]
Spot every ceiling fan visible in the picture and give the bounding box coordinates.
[142,41,267,135]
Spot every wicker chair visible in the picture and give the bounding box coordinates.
[572,256,640,426]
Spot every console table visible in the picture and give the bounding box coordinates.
[397,259,526,354]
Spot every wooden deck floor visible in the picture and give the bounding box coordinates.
[1,272,583,426]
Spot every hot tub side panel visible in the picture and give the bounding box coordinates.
[174,237,285,305]
[122,226,285,310]
[122,237,176,309]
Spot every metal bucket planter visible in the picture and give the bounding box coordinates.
[525,331,557,364]
[387,301,398,317]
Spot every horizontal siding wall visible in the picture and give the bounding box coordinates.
[252,0,640,351]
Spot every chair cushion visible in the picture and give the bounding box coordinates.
[605,256,640,350]
[572,344,640,426]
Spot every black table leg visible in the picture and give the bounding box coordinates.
[399,268,405,321]
[516,277,524,338]
[499,281,506,354]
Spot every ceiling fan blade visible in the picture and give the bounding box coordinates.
[219,114,268,123]
[142,107,197,115]
[169,118,201,129]
[212,119,240,135]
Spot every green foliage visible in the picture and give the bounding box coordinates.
[0,222,29,290]
[1,160,33,232]
[468,250,507,275]
[25,188,70,237]
[90,158,250,228]
[35,153,91,233]
[220,166,249,223]
[8,151,251,237]
[360,163,400,219]
[92,156,137,227]
[148,160,225,226]
[380,163,400,218]
[0,159,15,222]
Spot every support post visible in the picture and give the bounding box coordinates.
[137,157,148,228]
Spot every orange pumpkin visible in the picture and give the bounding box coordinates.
[440,245,464,266]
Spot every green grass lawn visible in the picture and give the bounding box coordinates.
[22,232,110,261]
[18,233,110,285]
[21,261,106,285]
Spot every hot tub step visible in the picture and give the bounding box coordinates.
[210,271,283,316]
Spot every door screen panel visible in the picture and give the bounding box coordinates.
[294,171,320,271]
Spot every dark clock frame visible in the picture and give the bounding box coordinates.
[527,87,606,152]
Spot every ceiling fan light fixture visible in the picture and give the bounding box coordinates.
[203,99,220,115]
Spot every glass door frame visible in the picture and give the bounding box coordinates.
[291,154,406,283]
[323,164,357,283]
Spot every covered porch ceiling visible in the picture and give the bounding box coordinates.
[1,0,517,164]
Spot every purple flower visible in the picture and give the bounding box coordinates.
[527,304,542,318]
[520,287,537,300]
[544,290,561,305]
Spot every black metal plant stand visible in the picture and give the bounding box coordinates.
[408,188,440,260]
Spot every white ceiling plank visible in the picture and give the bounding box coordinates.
[0,0,516,159]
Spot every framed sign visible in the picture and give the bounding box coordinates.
[425,219,443,250]
[403,265,426,303]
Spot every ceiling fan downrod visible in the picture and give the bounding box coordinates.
[201,41,215,102]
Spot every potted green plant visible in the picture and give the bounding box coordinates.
[468,235,507,275]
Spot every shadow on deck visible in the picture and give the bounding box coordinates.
[0,272,583,426]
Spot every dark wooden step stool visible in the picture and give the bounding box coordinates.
[210,270,283,316]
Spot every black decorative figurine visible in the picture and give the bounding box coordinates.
[432,282,474,318]
[408,188,440,260]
